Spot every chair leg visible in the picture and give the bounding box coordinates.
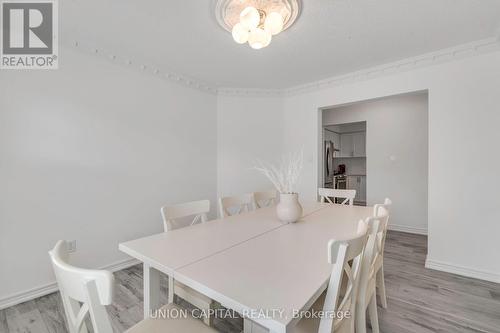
[376,266,388,308]
[355,299,367,333]
[368,294,380,333]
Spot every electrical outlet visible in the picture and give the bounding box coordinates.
[67,240,77,253]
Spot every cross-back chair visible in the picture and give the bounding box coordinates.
[49,240,216,333]
[218,193,255,217]
[160,199,210,232]
[292,221,370,333]
[160,199,215,325]
[372,198,392,309]
[49,240,114,333]
[355,215,390,333]
[318,188,356,206]
[253,190,278,209]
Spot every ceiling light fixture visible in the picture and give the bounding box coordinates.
[215,0,301,50]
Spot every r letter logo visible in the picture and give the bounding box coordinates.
[1,0,58,69]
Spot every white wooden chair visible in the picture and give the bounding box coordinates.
[319,188,356,205]
[160,199,210,232]
[373,198,392,218]
[355,216,389,333]
[253,190,278,209]
[292,221,369,333]
[160,199,215,325]
[49,240,216,333]
[218,193,255,217]
[372,198,392,309]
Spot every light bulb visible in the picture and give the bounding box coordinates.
[232,23,249,44]
[264,12,284,35]
[248,28,272,49]
[240,6,260,29]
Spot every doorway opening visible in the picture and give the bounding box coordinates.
[318,91,429,234]
[323,121,367,206]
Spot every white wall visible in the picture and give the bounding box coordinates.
[2,43,500,308]
[323,93,429,233]
[283,50,500,282]
[217,95,283,198]
[0,47,217,303]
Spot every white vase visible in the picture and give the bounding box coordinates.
[276,193,303,223]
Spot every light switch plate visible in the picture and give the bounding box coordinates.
[67,240,77,253]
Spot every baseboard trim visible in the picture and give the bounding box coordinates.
[0,257,140,310]
[103,257,140,273]
[425,258,500,283]
[0,282,59,311]
[388,224,428,235]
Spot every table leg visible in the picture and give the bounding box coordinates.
[143,263,161,319]
[244,318,253,333]
[244,319,274,333]
[168,275,174,304]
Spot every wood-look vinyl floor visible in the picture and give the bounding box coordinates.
[1,231,499,333]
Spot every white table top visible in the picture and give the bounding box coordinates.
[174,204,373,333]
[119,202,328,275]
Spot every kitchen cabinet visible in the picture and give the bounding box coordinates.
[358,176,366,202]
[340,132,365,157]
[352,132,366,156]
[340,133,353,157]
[347,175,366,203]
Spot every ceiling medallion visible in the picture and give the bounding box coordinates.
[214,0,301,50]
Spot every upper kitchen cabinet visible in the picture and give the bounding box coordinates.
[352,132,366,156]
[340,132,353,157]
[340,132,366,157]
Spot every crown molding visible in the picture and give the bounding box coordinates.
[217,87,284,97]
[282,37,500,96]
[218,37,500,97]
[66,40,219,95]
[66,37,500,98]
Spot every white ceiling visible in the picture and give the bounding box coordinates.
[61,0,500,89]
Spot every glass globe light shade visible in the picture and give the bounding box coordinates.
[240,6,260,29]
[264,12,284,35]
[232,23,249,44]
[248,28,272,49]
[261,29,272,47]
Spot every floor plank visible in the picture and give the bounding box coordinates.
[4,301,49,333]
[1,231,500,332]
[378,297,491,333]
[0,310,9,333]
[34,293,67,333]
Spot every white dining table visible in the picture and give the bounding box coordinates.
[119,202,373,333]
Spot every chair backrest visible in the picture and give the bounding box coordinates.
[49,241,114,333]
[372,197,391,263]
[373,198,392,218]
[218,193,255,217]
[318,188,356,205]
[358,216,387,296]
[318,221,368,333]
[161,199,210,232]
[253,190,278,209]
